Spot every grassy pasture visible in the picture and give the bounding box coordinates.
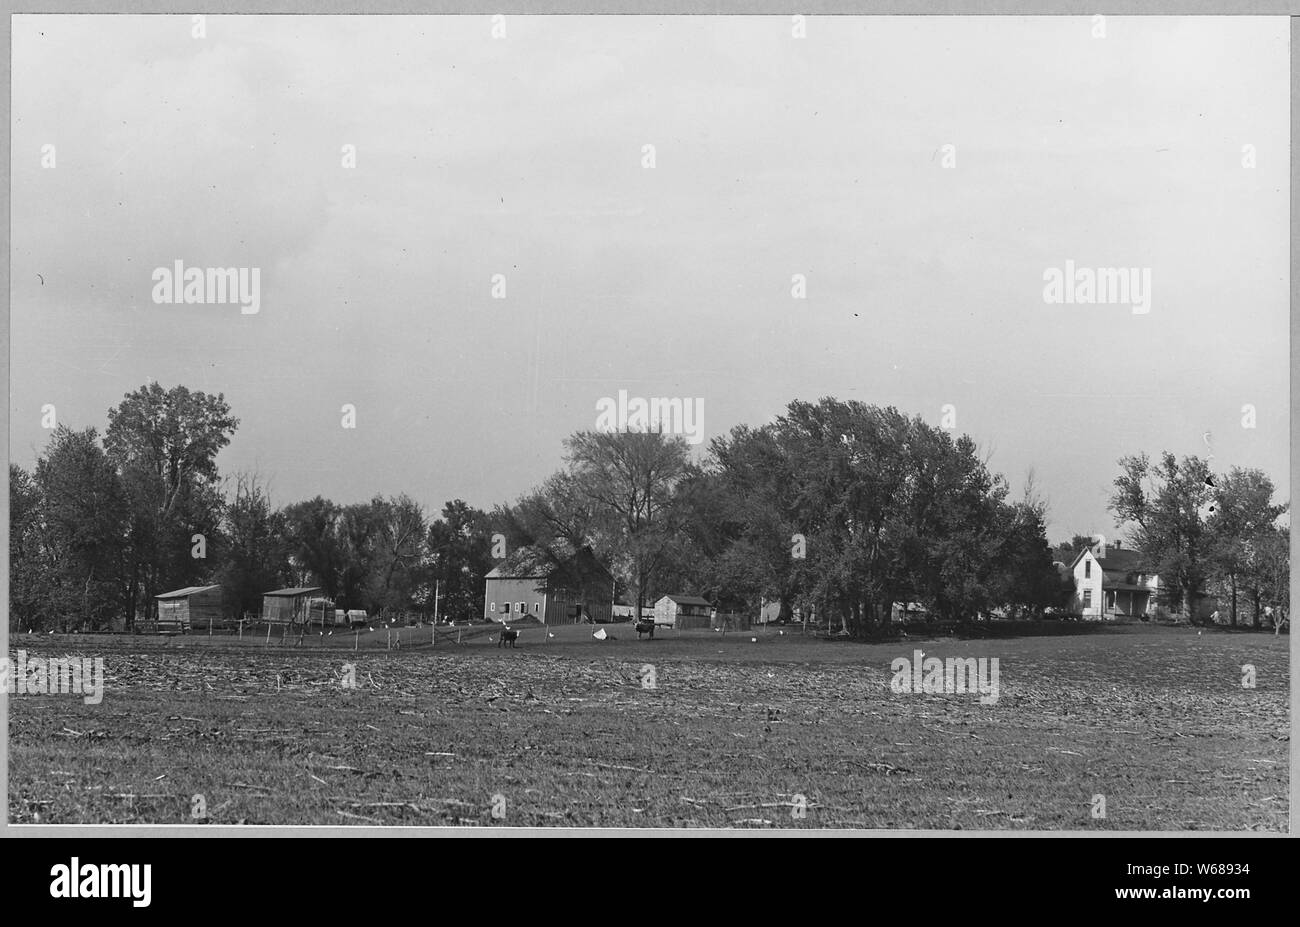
[6,623,1289,829]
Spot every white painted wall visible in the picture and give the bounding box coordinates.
[1073,550,1105,618]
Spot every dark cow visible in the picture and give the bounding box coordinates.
[497,626,519,649]
[635,618,656,640]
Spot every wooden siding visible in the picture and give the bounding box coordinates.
[484,576,613,626]
[154,586,226,632]
[655,596,713,629]
[262,594,314,624]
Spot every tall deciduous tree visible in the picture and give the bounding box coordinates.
[8,463,46,631]
[281,496,345,597]
[501,472,599,557]
[337,501,383,611]
[1109,452,1215,623]
[769,400,918,632]
[1207,468,1287,627]
[990,495,1072,619]
[426,499,494,622]
[217,473,290,621]
[695,425,804,616]
[899,425,1008,625]
[364,494,427,617]
[105,383,238,626]
[701,399,1025,635]
[33,427,129,631]
[562,431,692,616]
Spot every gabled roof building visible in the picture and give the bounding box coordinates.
[484,541,615,626]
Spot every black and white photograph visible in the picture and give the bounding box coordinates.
[3,9,1292,848]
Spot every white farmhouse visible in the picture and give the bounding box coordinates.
[1069,541,1160,620]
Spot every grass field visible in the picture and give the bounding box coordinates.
[6,622,1290,829]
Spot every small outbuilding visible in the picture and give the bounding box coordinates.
[655,594,714,630]
[261,587,323,626]
[154,585,225,633]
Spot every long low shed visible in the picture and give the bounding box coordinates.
[154,585,226,632]
[655,594,715,630]
[261,587,323,625]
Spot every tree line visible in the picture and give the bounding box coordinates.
[498,398,1073,637]
[8,384,1289,634]
[1108,453,1288,628]
[8,383,494,631]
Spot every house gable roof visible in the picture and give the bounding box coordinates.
[155,584,222,600]
[1069,545,1152,574]
[662,594,713,607]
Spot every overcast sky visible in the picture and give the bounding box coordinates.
[10,14,1290,539]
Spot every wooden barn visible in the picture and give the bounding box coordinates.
[261,587,323,626]
[484,542,615,626]
[154,585,225,633]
